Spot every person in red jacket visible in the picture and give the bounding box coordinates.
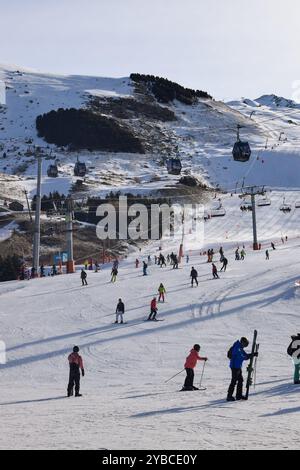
[67,346,85,397]
[148,297,158,321]
[181,344,208,391]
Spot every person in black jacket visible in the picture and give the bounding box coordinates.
[115,299,125,324]
[81,269,88,286]
[287,334,300,384]
[67,346,85,397]
[190,267,198,287]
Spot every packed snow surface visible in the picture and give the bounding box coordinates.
[0,214,299,449]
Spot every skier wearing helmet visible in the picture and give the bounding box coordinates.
[181,345,208,391]
[67,346,85,397]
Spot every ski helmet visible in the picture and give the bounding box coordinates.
[194,344,201,352]
[73,346,80,353]
[240,337,249,347]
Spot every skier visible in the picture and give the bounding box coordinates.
[227,337,258,401]
[186,254,190,264]
[135,259,139,269]
[220,257,228,272]
[181,345,208,391]
[240,249,246,261]
[271,242,276,250]
[67,346,85,397]
[266,250,270,260]
[154,255,158,265]
[212,263,219,279]
[235,248,240,261]
[190,267,198,287]
[111,267,118,283]
[148,297,158,321]
[94,261,100,273]
[81,269,88,286]
[143,261,148,276]
[173,255,179,269]
[287,334,300,384]
[115,298,125,324]
[158,283,166,303]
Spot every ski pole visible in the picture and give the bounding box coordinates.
[199,361,206,389]
[165,369,185,384]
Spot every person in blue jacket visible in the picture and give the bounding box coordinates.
[227,337,256,402]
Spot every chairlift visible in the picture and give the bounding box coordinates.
[210,200,226,217]
[240,199,252,212]
[257,197,271,207]
[280,198,292,213]
[232,125,251,162]
[166,158,182,175]
[47,164,58,178]
[74,158,87,177]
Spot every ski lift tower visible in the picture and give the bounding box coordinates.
[240,185,266,250]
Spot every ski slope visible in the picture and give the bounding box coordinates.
[0,233,299,450]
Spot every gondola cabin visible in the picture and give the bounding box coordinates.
[166,158,182,175]
[232,125,251,162]
[74,161,87,177]
[47,164,59,178]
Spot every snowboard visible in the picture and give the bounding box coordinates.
[245,329,258,400]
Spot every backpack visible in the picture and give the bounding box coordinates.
[227,346,233,359]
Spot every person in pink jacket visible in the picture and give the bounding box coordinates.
[181,344,208,391]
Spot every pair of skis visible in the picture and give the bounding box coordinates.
[245,330,259,400]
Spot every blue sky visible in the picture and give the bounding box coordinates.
[1,0,300,100]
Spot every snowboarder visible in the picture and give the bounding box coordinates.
[212,263,219,279]
[271,242,276,250]
[220,257,228,272]
[115,298,125,324]
[81,269,88,286]
[111,267,118,283]
[158,283,166,303]
[67,346,85,397]
[148,297,158,321]
[143,261,148,276]
[135,259,139,269]
[287,334,300,384]
[266,250,270,260]
[227,337,258,401]
[190,267,198,287]
[181,345,208,391]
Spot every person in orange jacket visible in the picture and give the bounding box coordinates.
[181,344,208,391]
[148,297,158,321]
[67,346,85,397]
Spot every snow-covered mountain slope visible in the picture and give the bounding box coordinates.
[0,229,299,449]
[2,65,300,206]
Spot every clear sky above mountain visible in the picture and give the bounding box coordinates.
[1,0,300,101]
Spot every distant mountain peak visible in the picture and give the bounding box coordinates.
[255,94,298,108]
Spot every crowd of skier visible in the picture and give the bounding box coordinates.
[63,238,300,399]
